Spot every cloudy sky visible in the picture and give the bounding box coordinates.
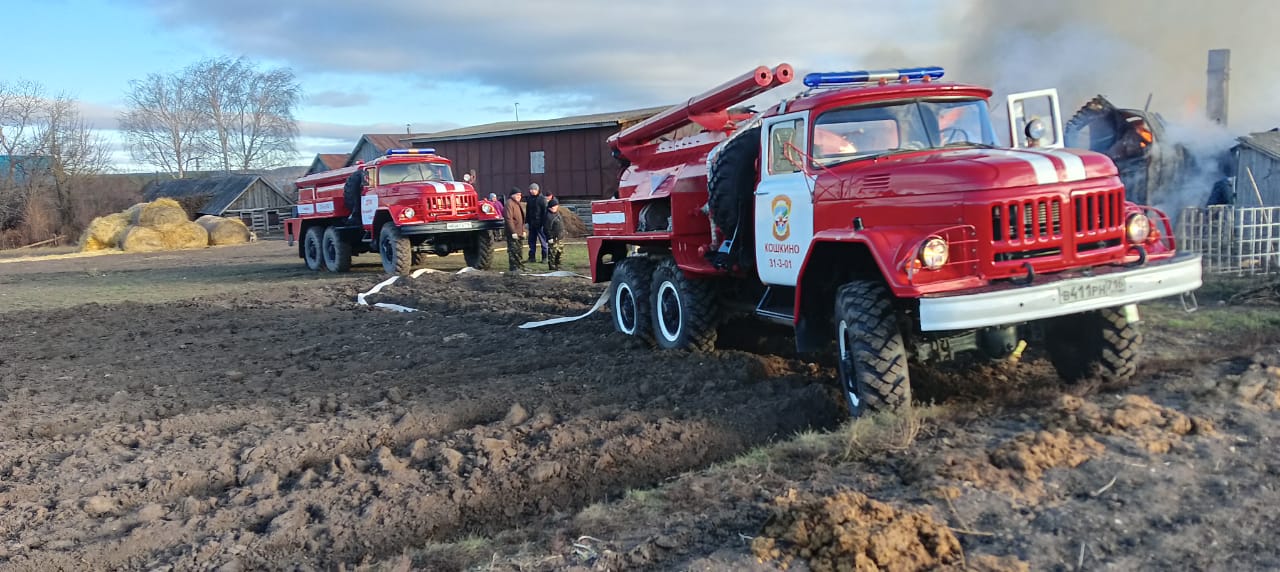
[7,0,1280,171]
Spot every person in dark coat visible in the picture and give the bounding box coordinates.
[525,183,549,262]
[343,167,366,224]
[545,199,566,271]
[505,188,526,272]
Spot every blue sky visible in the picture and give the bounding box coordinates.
[6,0,1279,172]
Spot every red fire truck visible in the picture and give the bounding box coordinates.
[284,149,502,275]
[588,64,1202,415]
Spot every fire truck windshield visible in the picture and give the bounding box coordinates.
[812,98,997,167]
[379,162,454,184]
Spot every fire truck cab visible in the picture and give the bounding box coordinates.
[285,149,503,275]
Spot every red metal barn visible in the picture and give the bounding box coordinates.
[402,107,664,201]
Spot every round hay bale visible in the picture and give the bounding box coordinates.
[560,207,588,238]
[158,221,209,250]
[196,215,252,246]
[79,212,130,252]
[119,225,166,252]
[151,197,183,210]
[131,200,188,227]
[123,202,147,220]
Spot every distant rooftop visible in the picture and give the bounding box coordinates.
[404,106,668,144]
[1238,129,1280,161]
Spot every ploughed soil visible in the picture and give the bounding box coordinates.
[0,241,1278,571]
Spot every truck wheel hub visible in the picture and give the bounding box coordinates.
[615,283,638,335]
[656,281,683,341]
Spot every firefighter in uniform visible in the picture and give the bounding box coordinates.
[545,199,566,271]
[504,188,526,272]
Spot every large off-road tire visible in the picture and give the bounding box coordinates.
[1043,306,1142,384]
[302,226,324,271]
[834,281,910,416]
[650,257,719,351]
[322,226,352,272]
[378,222,412,276]
[412,252,428,266]
[464,231,494,270]
[707,126,760,268]
[610,256,654,345]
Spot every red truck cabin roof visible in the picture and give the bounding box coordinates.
[294,153,455,188]
[774,82,994,116]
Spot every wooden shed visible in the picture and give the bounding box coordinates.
[402,107,664,201]
[143,174,295,234]
[1234,129,1280,207]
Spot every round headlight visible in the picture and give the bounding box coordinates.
[481,203,495,215]
[919,237,949,270]
[401,207,416,220]
[1126,213,1151,243]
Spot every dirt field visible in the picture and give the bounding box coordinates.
[1,241,1278,571]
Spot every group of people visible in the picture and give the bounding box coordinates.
[500,183,566,272]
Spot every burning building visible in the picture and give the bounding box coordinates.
[1064,95,1197,206]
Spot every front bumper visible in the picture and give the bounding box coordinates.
[918,254,1202,331]
[398,219,503,235]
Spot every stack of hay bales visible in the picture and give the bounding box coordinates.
[196,215,253,246]
[80,212,132,252]
[79,198,209,253]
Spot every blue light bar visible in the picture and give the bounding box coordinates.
[802,66,945,88]
[387,148,436,156]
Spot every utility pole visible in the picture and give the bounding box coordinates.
[514,102,520,122]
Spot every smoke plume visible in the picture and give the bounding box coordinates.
[951,0,1280,129]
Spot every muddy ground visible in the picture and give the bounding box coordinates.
[1,241,1278,571]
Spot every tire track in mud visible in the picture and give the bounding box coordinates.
[0,272,845,570]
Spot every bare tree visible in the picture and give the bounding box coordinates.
[188,57,251,172]
[119,72,208,178]
[0,80,112,245]
[0,80,46,185]
[186,57,300,172]
[230,66,300,170]
[38,94,112,228]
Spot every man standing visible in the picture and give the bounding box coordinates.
[505,188,526,272]
[525,183,549,262]
[342,166,366,225]
[545,199,566,271]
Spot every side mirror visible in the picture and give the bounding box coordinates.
[1024,118,1047,146]
[1006,89,1064,149]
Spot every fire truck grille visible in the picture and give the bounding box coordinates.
[991,197,1062,242]
[1072,189,1124,236]
[988,188,1124,262]
[425,193,477,214]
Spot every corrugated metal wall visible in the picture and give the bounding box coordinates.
[414,126,624,200]
[1237,148,1280,208]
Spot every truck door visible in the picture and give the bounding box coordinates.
[1007,89,1065,149]
[755,112,812,286]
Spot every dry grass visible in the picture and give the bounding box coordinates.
[843,406,938,460]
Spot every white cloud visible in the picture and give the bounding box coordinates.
[307,89,372,108]
[125,0,948,113]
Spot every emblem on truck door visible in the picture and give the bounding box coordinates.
[772,195,792,241]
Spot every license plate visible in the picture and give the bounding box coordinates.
[445,222,472,230]
[1058,277,1126,304]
